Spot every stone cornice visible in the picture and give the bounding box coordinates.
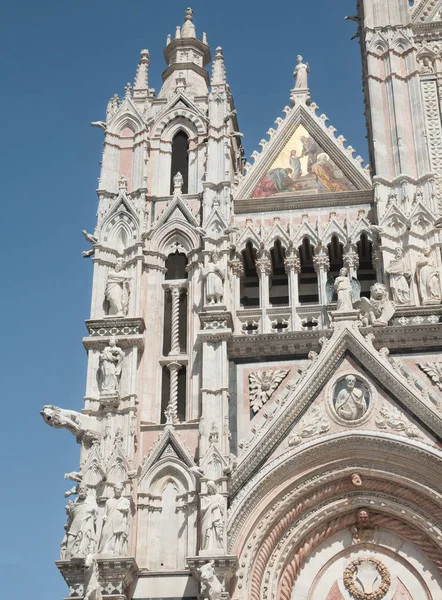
[228,320,442,358]
[414,21,442,40]
[234,189,374,214]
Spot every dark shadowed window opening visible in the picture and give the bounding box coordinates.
[170,131,189,194]
[357,234,377,297]
[177,367,187,422]
[327,235,344,278]
[298,238,319,304]
[240,242,259,307]
[165,252,188,280]
[160,366,171,424]
[269,240,289,306]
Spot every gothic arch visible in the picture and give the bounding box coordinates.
[153,110,206,139]
[101,200,140,252]
[109,112,144,135]
[140,456,195,495]
[137,457,197,570]
[150,222,200,257]
[228,434,442,600]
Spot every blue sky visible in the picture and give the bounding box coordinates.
[1,0,365,597]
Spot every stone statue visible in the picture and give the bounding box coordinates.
[326,268,360,310]
[416,247,441,304]
[105,258,131,317]
[386,247,411,305]
[62,486,98,559]
[198,560,224,600]
[351,508,375,544]
[84,554,103,600]
[293,55,309,89]
[202,253,225,305]
[98,483,130,556]
[334,375,368,421]
[355,282,395,326]
[201,481,225,551]
[98,337,124,396]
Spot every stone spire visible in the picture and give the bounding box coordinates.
[181,7,196,38]
[159,8,211,99]
[211,47,226,88]
[133,49,150,101]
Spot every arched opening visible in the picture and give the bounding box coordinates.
[170,131,189,194]
[298,238,318,304]
[327,235,344,278]
[357,234,377,297]
[160,366,171,423]
[165,251,188,280]
[269,240,289,306]
[240,242,259,307]
[119,126,135,190]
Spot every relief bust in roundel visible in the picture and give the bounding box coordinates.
[328,374,374,426]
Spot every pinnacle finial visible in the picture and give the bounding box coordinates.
[134,50,150,99]
[125,82,133,99]
[181,7,196,38]
[211,46,226,87]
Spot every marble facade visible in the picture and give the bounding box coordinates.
[43,3,442,599]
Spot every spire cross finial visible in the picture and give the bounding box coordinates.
[185,7,193,21]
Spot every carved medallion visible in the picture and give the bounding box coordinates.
[330,374,372,425]
[343,557,390,600]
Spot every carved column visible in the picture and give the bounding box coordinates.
[229,254,244,332]
[343,244,359,280]
[167,361,182,423]
[169,283,182,355]
[256,250,272,333]
[284,249,301,331]
[313,245,330,328]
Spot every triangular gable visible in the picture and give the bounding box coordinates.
[152,91,208,137]
[139,425,196,483]
[230,321,442,494]
[154,194,198,228]
[236,99,371,201]
[204,208,228,238]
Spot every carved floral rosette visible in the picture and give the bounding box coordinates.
[343,557,390,600]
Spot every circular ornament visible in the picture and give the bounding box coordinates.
[343,557,390,600]
[327,372,374,427]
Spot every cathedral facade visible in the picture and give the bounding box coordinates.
[42,2,442,599]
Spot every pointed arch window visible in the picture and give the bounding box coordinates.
[170,131,189,194]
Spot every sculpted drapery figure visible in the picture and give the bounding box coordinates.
[202,253,225,305]
[201,480,225,551]
[293,55,309,89]
[326,268,360,311]
[334,267,354,311]
[62,486,98,560]
[416,247,441,304]
[98,337,124,396]
[334,375,368,421]
[98,483,130,556]
[386,247,411,305]
[105,258,131,317]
